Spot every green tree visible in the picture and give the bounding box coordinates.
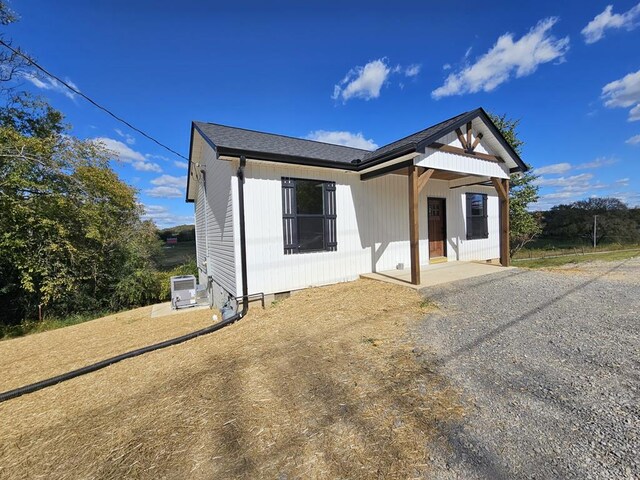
[0,95,165,324]
[544,197,639,245]
[0,1,32,87]
[0,1,171,331]
[489,113,542,257]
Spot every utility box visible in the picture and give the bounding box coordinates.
[170,275,197,309]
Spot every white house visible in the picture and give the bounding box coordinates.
[185,108,528,311]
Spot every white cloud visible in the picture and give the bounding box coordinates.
[306,130,378,150]
[601,69,640,121]
[142,205,193,228]
[93,137,163,172]
[535,173,594,188]
[174,160,189,169]
[533,157,618,176]
[22,72,79,100]
[115,128,135,145]
[581,2,640,44]
[93,137,145,162]
[332,58,391,102]
[530,170,632,210]
[432,17,569,98]
[145,175,186,199]
[144,186,183,198]
[405,64,421,77]
[132,161,162,173]
[535,162,572,174]
[534,186,640,210]
[150,174,186,188]
[626,133,640,144]
[613,191,640,206]
[146,153,170,162]
[576,157,618,169]
[443,63,451,70]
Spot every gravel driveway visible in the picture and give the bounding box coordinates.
[414,257,639,480]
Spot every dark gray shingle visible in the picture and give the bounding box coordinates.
[193,109,487,167]
[362,110,472,162]
[194,122,369,164]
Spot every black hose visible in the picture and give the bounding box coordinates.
[0,314,243,403]
[0,156,251,404]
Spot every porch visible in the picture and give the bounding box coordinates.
[359,118,513,285]
[360,261,513,290]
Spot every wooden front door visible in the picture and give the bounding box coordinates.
[428,198,446,258]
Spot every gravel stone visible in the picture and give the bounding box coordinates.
[413,257,640,479]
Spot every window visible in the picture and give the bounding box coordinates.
[466,193,488,239]
[282,177,337,254]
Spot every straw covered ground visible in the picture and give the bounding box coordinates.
[0,279,464,479]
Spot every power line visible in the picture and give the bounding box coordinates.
[0,39,188,160]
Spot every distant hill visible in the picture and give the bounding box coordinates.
[158,224,195,241]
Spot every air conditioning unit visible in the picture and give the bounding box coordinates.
[170,275,197,309]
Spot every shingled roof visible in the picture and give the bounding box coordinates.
[361,110,471,162]
[191,107,527,172]
[193,122,369,165]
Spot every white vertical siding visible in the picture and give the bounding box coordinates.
[420,181,500,262]
[417,129,509,179]
[441,130,490,154]
[416,148,509,179]
[239,162,500,296]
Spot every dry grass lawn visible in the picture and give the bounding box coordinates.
[0,279,463,479]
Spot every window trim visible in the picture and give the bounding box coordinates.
[282,177,337,254]
[466,192,489,240]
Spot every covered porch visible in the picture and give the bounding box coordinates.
[359,118,513,285]
[360,260,513,290]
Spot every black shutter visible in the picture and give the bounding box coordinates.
[282,177,297,254]
[482,194,489,238]
[466,193,473,240]
[324,182,337,251]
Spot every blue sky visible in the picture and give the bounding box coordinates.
[6,0,640,227]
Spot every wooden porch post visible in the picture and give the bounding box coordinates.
[491,177,510,267]
[502,178,510,267]
[408,165,420,285]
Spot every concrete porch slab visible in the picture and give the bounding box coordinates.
[360,261,514,290]
[150,302,210,319]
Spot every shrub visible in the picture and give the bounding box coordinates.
[110,268,164,310]
[157,259,199,301]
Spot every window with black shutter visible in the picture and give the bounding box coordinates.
[466,193,488,240]
[282,177,337,254]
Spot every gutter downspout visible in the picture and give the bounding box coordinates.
[0,158,251,404]
[236,155,249,314]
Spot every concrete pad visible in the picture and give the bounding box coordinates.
[150,302,210,318]
[360,261,514,290]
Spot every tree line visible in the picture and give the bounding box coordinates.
[538,198,640,246]
[0,2,194,333]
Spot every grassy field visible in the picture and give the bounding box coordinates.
[513,249,640,268]
[0,310,115,340]
[157,240,196,270]
[512,240,640,260]
[0,279,463,479]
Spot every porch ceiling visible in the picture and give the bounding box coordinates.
[384,167,467,181]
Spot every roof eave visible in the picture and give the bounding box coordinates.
[216,146,360,171]
[361,107,529,173]
[185,123,196,203]
[475,107,529,173]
